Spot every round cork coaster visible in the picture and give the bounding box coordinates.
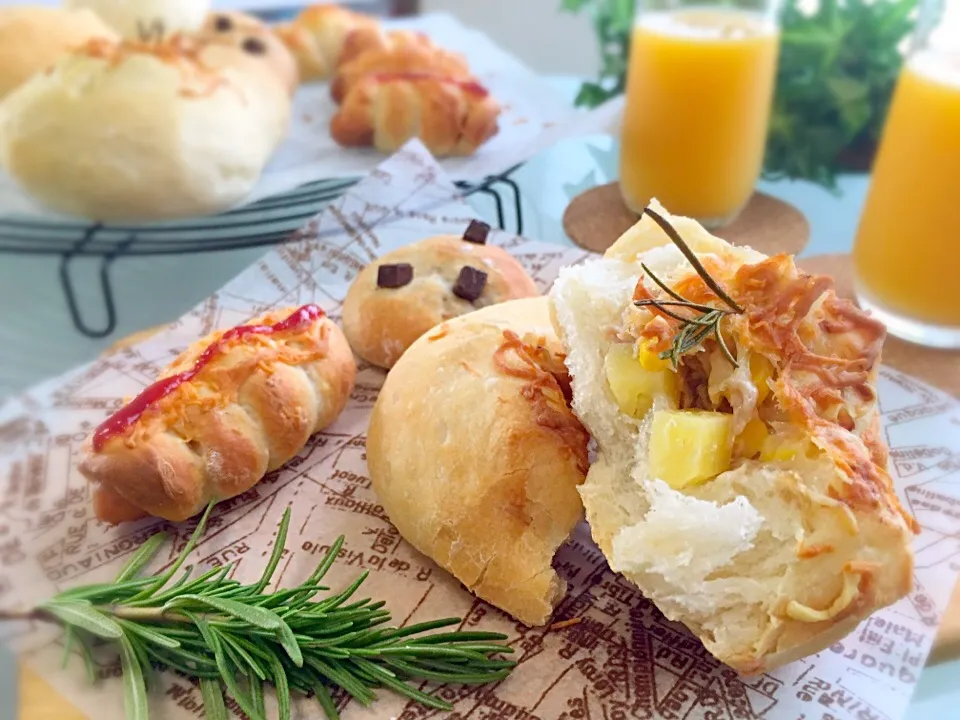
[563,182,810,257]
[797,253,960,398]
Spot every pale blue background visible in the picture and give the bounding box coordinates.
[0,84,955,720]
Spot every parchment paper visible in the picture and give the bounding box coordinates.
[0,13,583,220]
[2,141,960,720]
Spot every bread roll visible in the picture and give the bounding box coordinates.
[338,28,430,67]
[0,6,117,99]
[331,43,472,104]
[274,4,378,82]
[79,305,356,524]
[341,227,539,369]
[197,11,299,96]
[0,37,290,222]
[65,0,209,41]
[548,200,918,673]
[331,74,500,157]
[368,298,588,626]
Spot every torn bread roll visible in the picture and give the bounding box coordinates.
[79,305,356,525]
[368,297,588,626]
[549,200,917,673]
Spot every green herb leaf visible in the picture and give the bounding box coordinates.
[41,602,123,640]
[199,679,228,720]
[119,636,149,720]
[115,532,168,583]
[163,595,283,630]
[10,515,515,720]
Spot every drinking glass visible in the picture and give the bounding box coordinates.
[853,0,960,348]
[619,0,783,228]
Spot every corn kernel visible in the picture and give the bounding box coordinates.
[648,410,733,489]
[750,354,775,403]
[737,417,769,459]
[604,344,679,418]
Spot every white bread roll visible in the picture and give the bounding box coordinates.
[549,200,917,673]
[368,297,589,626]
[0,37,290,222]
[65,0,210,41]
[0,6,117,99]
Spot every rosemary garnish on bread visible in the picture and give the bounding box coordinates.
[0,505,515,720]
[634,207,744,368]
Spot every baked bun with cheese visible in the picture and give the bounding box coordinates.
[0,6,118,99]
[368,297,589,626]
[274,4,378,82]
[65,0,210,41]
[0,37,290,222]
[79,304,356,525]
[341,221,539,369]
[549,200,918,674]
[198,11,299,95]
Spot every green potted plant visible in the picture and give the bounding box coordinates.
[561,0,918,191]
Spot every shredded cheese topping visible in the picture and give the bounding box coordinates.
[786,570,862,623]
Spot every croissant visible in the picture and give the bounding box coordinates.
[274,4,378,82]
[331,73,501,157]
[331,43,472,104]
[78,305,357,524]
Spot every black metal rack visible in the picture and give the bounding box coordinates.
[0,167,525,338]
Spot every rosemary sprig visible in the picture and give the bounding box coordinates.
[634,207,744,368]
[0,504,515,720]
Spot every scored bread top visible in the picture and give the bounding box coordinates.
[550,200,917,673]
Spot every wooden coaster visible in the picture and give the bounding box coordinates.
[563,182,810,257]
[797,253,960,399]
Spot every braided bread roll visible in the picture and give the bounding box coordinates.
[331,74,501,157]
[330,43,472,104]
[79,305,356,525]
[338,28,432,67]
[274,4,378,82]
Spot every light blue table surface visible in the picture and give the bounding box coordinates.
[1,97,956,718]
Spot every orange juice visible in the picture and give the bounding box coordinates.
[619,9,779,226]
[854,50,960,333]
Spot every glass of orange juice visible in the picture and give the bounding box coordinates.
[619,0,782,228]
[853,0,960,348]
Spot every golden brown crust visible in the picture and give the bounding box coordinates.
[338,27,430,66]
[275,4,378,82]
[0,6,118,99]
[331,74,500,157]
[79,307,356,524]
[368,298,587,626]
[341,235,539,369]
[331,43,472,104]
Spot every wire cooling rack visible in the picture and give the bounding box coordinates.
[0,168,525,338]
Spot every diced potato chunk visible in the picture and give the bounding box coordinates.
[638,338,671,372]
[760,435,820,462]
[749,353,775,403]
[604,343,678,418]
[649,410,733,489]
[736,417,769,459]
